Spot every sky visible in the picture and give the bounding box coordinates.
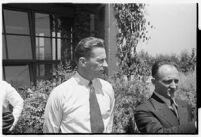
[137,3,197,56]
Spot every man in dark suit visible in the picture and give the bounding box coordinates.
[134,60,197,133]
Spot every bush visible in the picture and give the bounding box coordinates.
[13,69,75,133]
[109,74,151,133]
[176,71,196,108]
[12,80,54,133]
[12,62,196,133]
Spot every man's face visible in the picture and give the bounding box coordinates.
[153,65,180,99]
[85,47,108,79]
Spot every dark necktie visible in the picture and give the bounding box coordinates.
[89,81,104,133]
[170,99,178,118]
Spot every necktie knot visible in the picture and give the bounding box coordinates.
[89,80,92,86]
[89,81,95,93]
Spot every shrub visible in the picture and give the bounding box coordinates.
[12,63,196,133]
[13,69,75,133]
[12,80,54,133]
[109,74,151,133]
[176,71,196,108]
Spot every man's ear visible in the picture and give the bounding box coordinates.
[79,57,86,66]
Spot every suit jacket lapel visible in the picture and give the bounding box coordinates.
[175,100,189,125]
[150,93,180,126]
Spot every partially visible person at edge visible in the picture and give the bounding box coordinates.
[134,60,197,133]
[1,80,24,134]
[43,37,115,133]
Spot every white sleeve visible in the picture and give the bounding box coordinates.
[5,83,24,127]
[43,89,63,133]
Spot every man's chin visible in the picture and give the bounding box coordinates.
[168,90,176,98]
[97,72,105,79]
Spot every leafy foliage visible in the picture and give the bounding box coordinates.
[12,53,196,133]
[12,63,75,133]
[108,46,197,133]
[113,3,152,80]
[153,48,196,74]
[179,48,196,73]
[12,81,53,133]
[176,71,197,108]
[109,75,151,133]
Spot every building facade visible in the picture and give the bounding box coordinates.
[2,3,118,87]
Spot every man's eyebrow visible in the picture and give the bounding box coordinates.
[163,79,178,80]
[97,57,106,59]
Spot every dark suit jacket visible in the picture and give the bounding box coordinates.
[134,93,196,133]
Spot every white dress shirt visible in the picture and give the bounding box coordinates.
[1,80,24,130]
[43,72,115,133]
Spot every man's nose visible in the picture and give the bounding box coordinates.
[170,81,177,89]
[103,60,108,67]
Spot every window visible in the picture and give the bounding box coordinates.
[4,10,30,34]
[57,17,73,61]
[52,38,61,60]
[3,10,32,60]
[7,35,32,59]
[35,13,52,60]
[34,14,73,80]
[36,37,52,60]
[4,65,31,87]
[58,38,72,60]
[3,35,7,59]
[36,64,56,80]
[35,13,64,61]
[35,13,51,37]
[3,8,74,87]
[3,9,32,87]
[56,38,62,60]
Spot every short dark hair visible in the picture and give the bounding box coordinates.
[152,60,179,79]
[74,37,105,64]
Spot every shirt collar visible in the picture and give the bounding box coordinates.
[74,72,96,86]
[171,98,178,107]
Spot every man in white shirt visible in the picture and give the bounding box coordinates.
[43,37,115,133]
[1,80,24,133]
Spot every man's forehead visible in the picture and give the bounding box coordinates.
[159,64,178,72]
[90,47,106,56]
[158,64,179,77]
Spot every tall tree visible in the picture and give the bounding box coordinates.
[113,4,152,80]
